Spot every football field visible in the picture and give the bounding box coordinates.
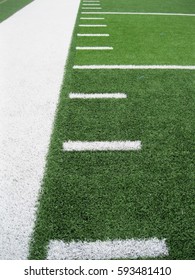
[28,0,195,259]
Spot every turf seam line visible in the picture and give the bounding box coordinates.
[63,141,141,151]
[47,238,168,260]
[69,93,127,99]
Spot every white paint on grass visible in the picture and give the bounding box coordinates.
[83,3,100,5]
[47,238,168,260]
[73,65,195,70]
[80,17,105,19]
[77,33,109,36]
[82,11,195,17]
[0,0,80,259]
[69,93,127,99]
[76,46,113,50]
[79,24,107,27]
[83,1,100,2]
[82,7,102,10]
[63,141,141,151]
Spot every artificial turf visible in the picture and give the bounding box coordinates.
[29,0,195,260]
[0,0,34,22]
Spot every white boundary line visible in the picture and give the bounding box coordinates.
[82,11,195,17]
[79,24,107,27]
[69,93,127,98]
[77,33,109,36]
[73,65,195,70]
[83,3,101,5]
[76,46,113,50]
[63,141,141,151]
[0,0,80,260]
[47,238,168,259]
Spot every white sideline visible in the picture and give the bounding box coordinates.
[0,0,80,259]
[47,238,168,259]
[83,3,100,5]
[82,7,102,9]
[73,65,195,70]
[76,46,113,50]
[69,93,127,98]
[77,33,109,36]
[82,12,195,17]
[63,141,141,151]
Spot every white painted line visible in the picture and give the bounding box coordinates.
[63,141,141,151]
[80,17,105,19]
[76,46,113,50]
[82,12,195,17]
[83,3,100,5]
[82,7,102,9]
[0,0,80,259]
[69,93,127,99]
[73,65,195,70]
[79,24,107,27]
[77,33,109,36]
[83,1,100,2]
[47,238,168,259]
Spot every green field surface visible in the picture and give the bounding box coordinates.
[29,0,195,260]
[0,0,34,22]
[101,0,195,13]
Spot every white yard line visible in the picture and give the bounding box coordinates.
[47,238,168,259]
[83,3,100,5]
[82,12,195,17]
[79,24,107,27]
[82,7,102,9]
[76,46,113,50]
[63,141,141,151]
[73,65,195,70]
[69,93,127,98]
[0,0,80,260]
[77,33,109,36]
[80,17,105,19]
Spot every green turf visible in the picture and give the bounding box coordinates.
[76,16,195,65]
[29,0,195,260]
[0,0,34,22]
[101,0,195,14]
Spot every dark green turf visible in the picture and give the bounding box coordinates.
[0,0,34,22]
[29,0,195,260]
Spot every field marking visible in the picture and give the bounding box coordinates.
[83,1,100,2]
[79,24,107,27]
[82,7,102,10]
[0,0,7,4]
[69,93,127,99]
[82,12,195,17]
[0,0,80,259]
[73,65,195,70]
[47,238,168,260]
[76,46,113,50]
[83,3,100,5]
[80,17,105,19]
[77,33,109,36]
[63,141,141,151]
